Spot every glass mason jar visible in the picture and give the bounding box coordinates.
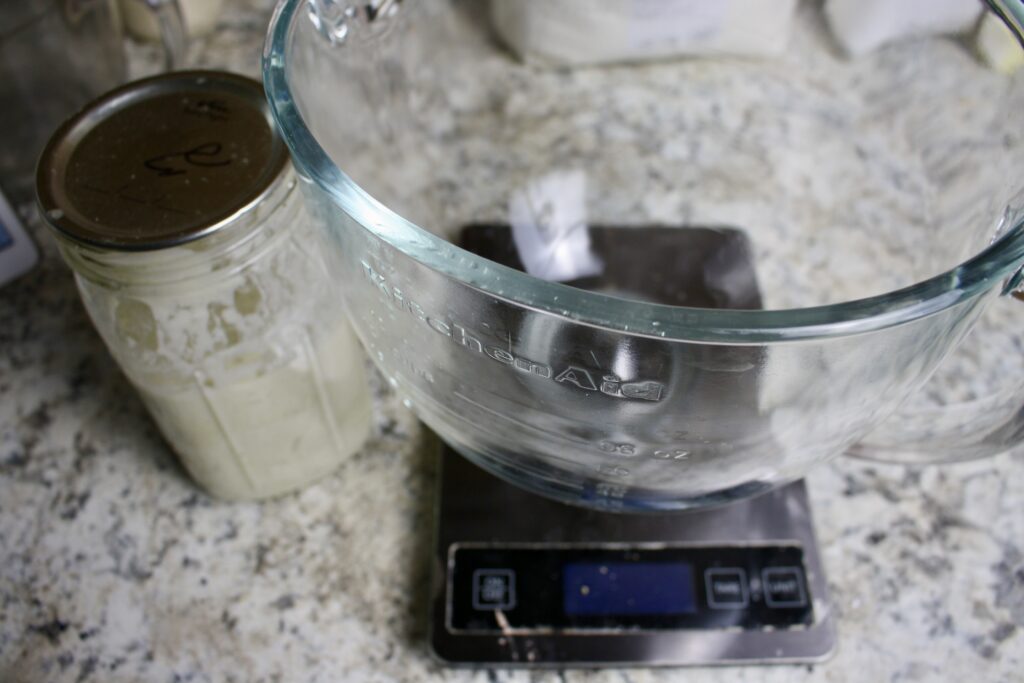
[39,71,372,500]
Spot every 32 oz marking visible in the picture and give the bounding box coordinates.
[598,441,690,461]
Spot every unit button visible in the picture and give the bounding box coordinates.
[762,567,808,608]
[472,569,517,611]
[704,568,749,609]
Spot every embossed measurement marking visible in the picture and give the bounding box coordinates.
[598,441,691,462]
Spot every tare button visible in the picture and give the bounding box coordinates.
[762,567,808,608]
[472,569,517,611]
[704,568,749,609]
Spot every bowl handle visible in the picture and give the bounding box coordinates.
[851,0,1024,462]
[851,222,1024,464]
[307,0,402,46]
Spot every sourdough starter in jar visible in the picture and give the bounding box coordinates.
[37,71,372,500]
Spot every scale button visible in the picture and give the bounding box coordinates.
[762,567,808,608]
[472,569,517,611]
[704,568,749,609]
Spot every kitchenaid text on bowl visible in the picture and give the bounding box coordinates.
[360,259,666,402]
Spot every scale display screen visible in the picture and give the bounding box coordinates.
[448,544,812,633]
[563,562,696,616]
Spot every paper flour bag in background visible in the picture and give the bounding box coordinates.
[490,0,799,66]
[823,0,983,57]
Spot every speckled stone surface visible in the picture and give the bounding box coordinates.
[1,1,1023,681]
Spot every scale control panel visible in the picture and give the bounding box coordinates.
[430,445,835,666]
[447,544,813,634]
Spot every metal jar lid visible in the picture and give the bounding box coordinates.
[37,70,289,250]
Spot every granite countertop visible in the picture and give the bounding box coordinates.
[2,1,1023,681]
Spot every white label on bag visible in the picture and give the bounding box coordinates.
[628,0,730,52]
[508,169,603,282]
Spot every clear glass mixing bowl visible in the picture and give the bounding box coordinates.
[264,0,1024,511]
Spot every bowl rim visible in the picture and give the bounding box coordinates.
[262,0,1024,343]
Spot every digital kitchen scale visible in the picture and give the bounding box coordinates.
[429,224,835,666]
[429,444,835,667]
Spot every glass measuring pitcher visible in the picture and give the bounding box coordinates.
[264,0,1024,511]
[0,0,184,200]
